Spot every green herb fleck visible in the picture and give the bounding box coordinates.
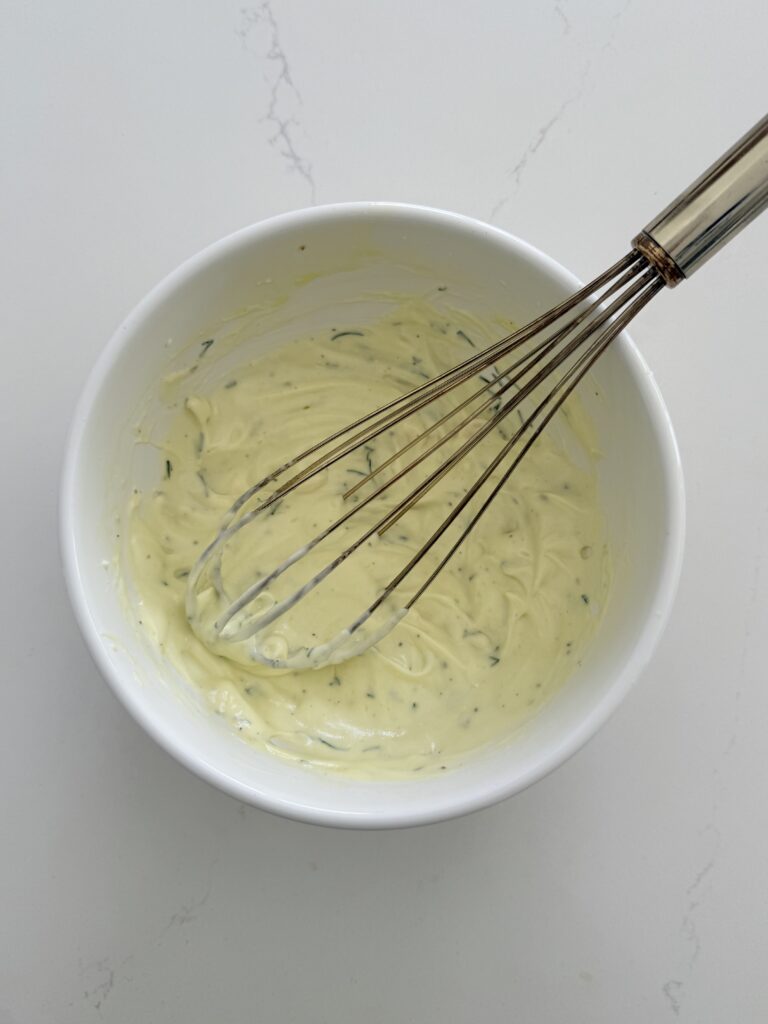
[165,459,173,479]
[225,379,238,389]
[328,675,341,687]
[331,330,364,341]
[456,329,476,348]
[200,338,215,356]
[173,568,190,579]
[317,737,343,750]
[581,593,590,605]
[488,655,500,667]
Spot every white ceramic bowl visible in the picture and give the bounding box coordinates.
[61,203,684,828]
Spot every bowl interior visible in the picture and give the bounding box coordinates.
[62,204,683,827]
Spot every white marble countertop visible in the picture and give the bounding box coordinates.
[2,1,767,1020]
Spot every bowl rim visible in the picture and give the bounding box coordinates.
[60,201,686,828]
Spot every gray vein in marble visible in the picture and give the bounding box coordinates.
[686,857,715,901]
[237,3,316,201]
[490,0,633,222]
[662,979,683,1016]
[554,1,571,34]
[660,753,728,1012]
[659,512,766,1011]
[161,859,217,934]
[84,958,114,1013]
[74,863,219,1014]
[663,507,768,1010]
[489,62,591,221]
[80,954,133,1014]
[662,822,721,1017]
[603,0,634,51]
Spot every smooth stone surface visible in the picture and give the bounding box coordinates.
[2,1,766,1020]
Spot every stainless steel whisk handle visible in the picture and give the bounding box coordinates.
[634,113,768,285]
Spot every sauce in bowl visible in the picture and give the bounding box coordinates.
[127,297,610,777]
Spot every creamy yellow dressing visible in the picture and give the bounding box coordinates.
[127,298,610,778]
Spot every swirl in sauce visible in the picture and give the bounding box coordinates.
[127,298,610,777]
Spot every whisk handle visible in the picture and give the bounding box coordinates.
[633,113,768,285]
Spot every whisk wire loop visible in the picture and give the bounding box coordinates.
[188,252,662,659]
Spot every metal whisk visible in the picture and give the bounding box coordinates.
[187,114,768,669]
